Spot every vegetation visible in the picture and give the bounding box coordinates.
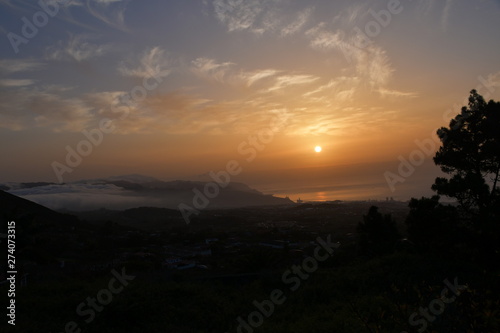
[356,206,400,256]
[407,90,500,260]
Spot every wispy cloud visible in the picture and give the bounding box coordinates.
[377,88,418,99]
[265,74,319,92]
[213,0,265,32]
[305,23,345,51]
[252,7,284,35]
[281,7,313,36]
[206,0,399,93]
[303,77,360,103]
[0,2,418,139]
[355,46,393,87]
[415,0,454,32]
[92,0,124,5]
[118,46,172,80]
[344,4,368,24]
[238,69,280,87]
[0,87,93,132]
[191,57,235,83]
[0,79,35,87]
[84,0,128,31]
[304,22,394,88]
[441,0,453,32]
[46,34,111,62]
[208,0,398,93]
[83,90,217,135]
[0,59,44,73]
[0,0,126,32]
[191,58,283,89]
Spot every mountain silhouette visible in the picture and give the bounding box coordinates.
[0,189,79,226]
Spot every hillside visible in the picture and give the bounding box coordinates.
[0,190,77,225]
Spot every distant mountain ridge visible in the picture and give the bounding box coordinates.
[2,174,293,211]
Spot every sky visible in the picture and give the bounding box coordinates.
[1,0,500,202]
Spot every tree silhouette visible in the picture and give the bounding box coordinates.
[356,206,400,256]
[433,89,500,217]
[405,196,461,253]
[408,90,500,258]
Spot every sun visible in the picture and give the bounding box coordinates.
[314,145,322,153]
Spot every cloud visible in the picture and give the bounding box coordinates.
[84,0,128,31]
[414,0,454,32]
[7,182,121,196]
[83,90,216,135]
[183,55,400,136]
[441,0,453,32]
[6,182,161,211]
[83,90,157,134]
[213,0,265,32]
[0,70,285,135]
[265,74,319,92]
[303,77,360,105]
[238,69,280,87]
[305,24,345,51]
[207,0,396,93]
[0,86,93,132]
[191,57,235,83]
[0,70,267,135]
[304,21,395,88]
[28,95,93,132]
[211,0,297,35]
[46,34,111,62]
[83,90,127,117]
[118,46,172,80]
[191,58,282,89]
[207,0,397,92]
[377,88,418,99]
[251,7,284,35]
[283,102,402,137]
[92,0,124,5]
[4,0,125,31]
[0,59,44,73]
[0,79,35,87]
[355,46,393,87]
[0,0,127,32]
[344,4,369,24]
[280,7,314,36]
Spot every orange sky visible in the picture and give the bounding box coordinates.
[1,0,500,200]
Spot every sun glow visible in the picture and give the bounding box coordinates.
[315,146,322,153]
